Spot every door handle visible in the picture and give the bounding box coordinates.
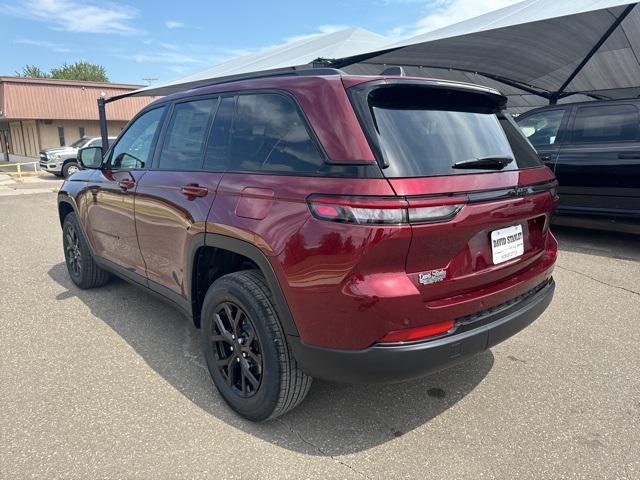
[539,155,552,162]
[118,179,135,190]
[180,184,209,198]
[618,153,640,160]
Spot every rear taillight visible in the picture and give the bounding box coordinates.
[308,195,464,225]
[378,320,455,344]
[308,196,407,225]
[407,196,465,224]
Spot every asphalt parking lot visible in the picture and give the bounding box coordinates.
[1,191,639,479]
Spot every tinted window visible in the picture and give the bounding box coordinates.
[70,137,90,148]
[110,107,165,169]
[228,93,324,173]
[368,86,540,177]
[375,108,516,177]
[499,114,543,168]
[87,139,102,147]
[158,98,216,170]
[203,96,234,171]
[516,109,566,146]
[572,104,639,143]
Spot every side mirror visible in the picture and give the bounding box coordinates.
[78,146,103,169]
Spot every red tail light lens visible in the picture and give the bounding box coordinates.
[308,195,464,225]
[378,320,455,344]
[308,195,408,225]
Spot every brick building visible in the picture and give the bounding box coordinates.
[0,77,155,158]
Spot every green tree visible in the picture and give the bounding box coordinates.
[50,61,109,82]
[16,64,50,78]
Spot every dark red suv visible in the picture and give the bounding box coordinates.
[58,70,558,421]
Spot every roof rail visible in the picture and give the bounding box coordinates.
[169,67,346,95]
[106,67,347,103]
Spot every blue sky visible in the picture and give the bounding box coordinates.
[0,0,517,85]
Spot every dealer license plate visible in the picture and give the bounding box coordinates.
[491,225,524,264]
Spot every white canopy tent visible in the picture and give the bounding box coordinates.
[99,0,640,145]
[99,27,393,145]
[127,28,391,98]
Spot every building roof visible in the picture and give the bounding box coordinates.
[0,76,155,121]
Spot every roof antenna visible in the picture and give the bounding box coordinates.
[381,66,405,76]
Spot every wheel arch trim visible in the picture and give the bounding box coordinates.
[57,193,77,226]
[57,193,96,257]
[200,233,300,337]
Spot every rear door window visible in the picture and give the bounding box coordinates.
[571,104,639,143]
[517,109,567,147]
[203,96,234,171]
[367,86,539,177]
[227,93,324,173]
[158,98,217,170]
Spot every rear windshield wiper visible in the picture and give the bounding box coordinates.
[452,156,514,170]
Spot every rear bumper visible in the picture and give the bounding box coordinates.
[289,278,555,383]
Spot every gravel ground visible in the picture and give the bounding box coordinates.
[1,192,638,479]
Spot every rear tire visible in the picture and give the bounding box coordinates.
[62,213,110,289]
[201,270,312,421]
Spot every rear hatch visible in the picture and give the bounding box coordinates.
[348,79,557,318]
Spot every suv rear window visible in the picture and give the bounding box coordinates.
[364,85,541,178]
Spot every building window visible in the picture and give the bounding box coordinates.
[79,127,85,139]
[58,127,65,146]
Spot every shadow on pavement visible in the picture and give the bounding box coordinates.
[48,262,493,456]
[553,226,640,261]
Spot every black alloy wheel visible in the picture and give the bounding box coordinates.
[200,270,312,421]
[211,301,263,398]
[61,212,110,289]
[64,222,83,278]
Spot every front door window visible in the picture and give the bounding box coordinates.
[517,110,566,147]
[108,107,165,169]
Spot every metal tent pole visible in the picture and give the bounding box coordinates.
[97,97,109,152]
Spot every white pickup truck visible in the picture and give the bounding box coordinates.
[39,136,115,178]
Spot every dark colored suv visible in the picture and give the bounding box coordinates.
[516,99,640,234]
[58,71,558,421]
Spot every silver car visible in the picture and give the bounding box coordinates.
[40,136,115,178]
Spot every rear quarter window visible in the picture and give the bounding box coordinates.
[227,93,325,174]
